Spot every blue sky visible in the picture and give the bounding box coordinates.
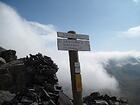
[1,0,140,51]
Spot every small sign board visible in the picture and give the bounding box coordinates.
[57,39,90,51]
[57,32,89,40]
[75,62,81,73]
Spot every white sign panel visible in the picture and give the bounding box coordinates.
[57,39,90,51]
[57,32,89,40]
[75,62,81,73]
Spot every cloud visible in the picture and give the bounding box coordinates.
[132,0,140,3]
[0,1,57,57]
[1,1,140,97]
[119,25,140,38]
[80,51,140,94]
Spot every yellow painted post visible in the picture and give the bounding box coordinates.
[68,31,83,105]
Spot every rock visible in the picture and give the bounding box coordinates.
[0,50,17,63]
[0,47,6,52]
[22,53,59,87]
[0,52,62,105]
[83,92,130,105]
[0,57,6,66]
[0,91,15,104]
[0,52,59,93]
[0,60,26,93]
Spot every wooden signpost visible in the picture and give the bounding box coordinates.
[57,31,90,105]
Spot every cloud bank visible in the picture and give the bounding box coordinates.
[1,1,140,97]
[0,1,57,57]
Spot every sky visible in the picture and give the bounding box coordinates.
[1,0,140,51]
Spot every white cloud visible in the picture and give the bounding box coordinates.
[119,25,140,38]
[79,51,140,94]
[0,1,57,57]
[1,1,140,97]
[132,0,140,3]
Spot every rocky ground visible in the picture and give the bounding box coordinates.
[0,47,130,105]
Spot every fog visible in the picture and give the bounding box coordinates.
[1,1,140,96]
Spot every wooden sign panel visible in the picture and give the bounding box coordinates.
[57,39,90,51]
[57,32,89,40]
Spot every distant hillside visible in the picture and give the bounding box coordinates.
[0,47,6,52]
[104,58,140,105]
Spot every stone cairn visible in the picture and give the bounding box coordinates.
[0,51,62,105]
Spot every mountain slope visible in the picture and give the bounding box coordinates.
[104,58,140,105]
